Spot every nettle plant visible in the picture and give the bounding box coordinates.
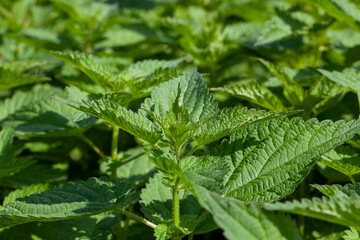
[1,67,360,240]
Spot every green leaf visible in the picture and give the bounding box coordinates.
[3,183,51,206]
[129,68,182,99]
[48,51,117,91]
[0,84,60,121]
[0,177,135,228]
[259,59,304,107]
[141,69,218,123]
[217,117,360,202]
[264,196,360,230]
[0,128,36,178]
[0,67,49,91]
[124,59,183,77]
[311,182,360,199]
[343,227,360,240]
[319,145,360,178]
[193,107,296,146]
[48,212,121,240]
[318,69,360,93]
[183,154,229,194]
[212,83,287,111]
[0,213,121,240]
[0,164,67,188]
[197,189,302,240]
[55,97,161,144]
[0,85,96,136]
[303,0,360,32]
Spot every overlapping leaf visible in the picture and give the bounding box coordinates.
[319,145,360,178]
[212,83,287,111]
[55,97,162,144]
[265,196,360,230]
[141,69,218,123]
[303,0,360,32]
[312,182,360,199]
[0,67,49,91]
[0,128,36,178]
[0,85,96,136]
[204,117,360,202]
[197,189,302,240]
[0,177,135,228]
[193,107,295,146]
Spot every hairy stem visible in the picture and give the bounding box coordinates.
[172,177,182,240]
[116,208,156,229]
[80,133,106,159]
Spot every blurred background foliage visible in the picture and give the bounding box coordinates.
[1,0,360,239]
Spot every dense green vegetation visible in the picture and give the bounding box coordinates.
[1,0,360,239]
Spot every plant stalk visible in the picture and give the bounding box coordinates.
[348,174,356,184]
[172,177,181,240]
[80,133,106,159]
[111,126,119,178]
[116,208,156,229]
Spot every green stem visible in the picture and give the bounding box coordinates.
[172,177,181,240]
[357,93,360,117]
[348,174,356,184]
[112,127,119,160]
[298,181,306,236]
[111,127,119,178]
[0,4,12,19]
[117,152,145,168]
[346,139,360,151]
[116,208,156,229]
[188,233,194,240]
[80,133,106,159]
[194,211,209,227]
[123,205,134,240]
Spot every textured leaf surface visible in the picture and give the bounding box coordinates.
[193,107,295,146]
[259,59,303,107]
[312,183,360,199]
[141,69,218,123]
[318,69,360,93]
[0,128,36,178]
[197,189,302,240]
[320,145,360,177]
[214,118,360,202]
[55,97,161,144]
[48,51,116,90]
[264,196,360,230]
[0,85,96,136]
[0,67,49,91]
[0,177,134,228]
[3,183,51,206]
[0,164,67,188]
[212,83,287,111]
[304,0,360,32]
[0,213,120,240]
